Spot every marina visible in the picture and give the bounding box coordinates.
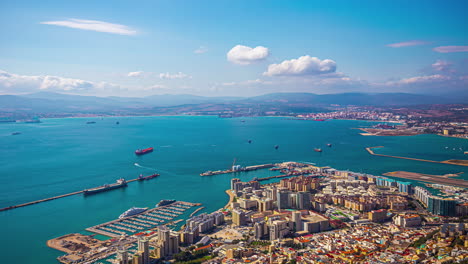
[86,201,200,238]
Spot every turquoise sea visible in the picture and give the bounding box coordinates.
[0,116,467,263]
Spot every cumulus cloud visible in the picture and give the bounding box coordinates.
[227,45,269,65]
[0,70,117,93]
[159,72,191,79]
[194,46,208,54]
[40,18,137,35]
[386,40,430,48]
[433,46,468,53]
[263,56,336,77]
[127,71,144,77]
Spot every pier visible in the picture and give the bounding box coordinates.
[366,146,468,167]
[0,174,160,212]
[200,164,275,176]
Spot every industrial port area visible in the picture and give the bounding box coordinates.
[44,161,468,264]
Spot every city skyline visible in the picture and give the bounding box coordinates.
[1,0,467,97]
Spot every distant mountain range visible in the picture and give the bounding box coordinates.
[0,91,464,115]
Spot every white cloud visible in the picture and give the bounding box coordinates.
[386,40,430,48]
[396,74,451,85]
[431,60,454,72]
[159,72,191,79]
[0,70,115,93]
[146,84,167,90]
[127,71,144,77]
[433,46,468,53]
[40,18,137,36]
[227,45,269,65]
[263,55,336,77]
[194,46,208,54]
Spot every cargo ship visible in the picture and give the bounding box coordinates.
[314,148,322,152]
[138,173,160,181]
[11,132,21,135]
[83,178,127,195]
[86,121,96,124]
[135,147,153,155]
[156,199,176,207]
[119,207,148,219]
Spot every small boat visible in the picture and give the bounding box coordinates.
[241,120,245,123]
[135,147,154,155]
[327,143,332,147]
[86,121,96,124]
[314,148,322,152]
[275,145,279,150]
[248,140,252,144]
[116,121,120,124]
[11,132,21,135]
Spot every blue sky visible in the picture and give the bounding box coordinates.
[0,0,467,97]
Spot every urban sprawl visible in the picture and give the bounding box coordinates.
[51,162,468,264]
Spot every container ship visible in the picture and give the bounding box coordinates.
[119,207,148,219]
[138,173,160,181]
[83,178,127,195]
[135,147,153,155]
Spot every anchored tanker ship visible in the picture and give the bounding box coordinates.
[83,178,127,195]
[135,147,153,155]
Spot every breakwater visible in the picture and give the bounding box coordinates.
[0,176,158,212]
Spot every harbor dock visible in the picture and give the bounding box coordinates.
[200,163,275,176]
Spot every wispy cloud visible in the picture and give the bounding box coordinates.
[386,40,430,48]
[159,72,191,79]
[40,18,137,35]
[127,71,144,77]
[433,46,468,53]
[194,46,208,54]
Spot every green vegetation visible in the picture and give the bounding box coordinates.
[174,248,212,263]
[410,230,438,248]
[175,255,213,264]
[249,240,271,247]
[283,240,304,250]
